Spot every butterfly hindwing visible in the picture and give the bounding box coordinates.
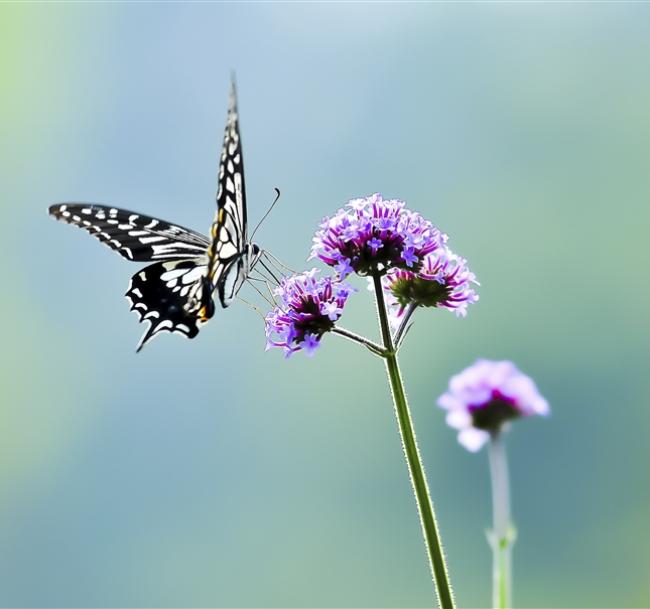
[49,204,210,262]
[126,259,209,351]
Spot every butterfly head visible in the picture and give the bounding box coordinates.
[249,242,262,266]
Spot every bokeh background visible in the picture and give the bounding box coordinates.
[1,3,649,608]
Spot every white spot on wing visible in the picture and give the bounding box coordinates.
[220,242,238,259]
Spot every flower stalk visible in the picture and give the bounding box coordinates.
[393,302,418,350]
[331,326,386,357]
[487,432,514,609]
[372,271,455,609]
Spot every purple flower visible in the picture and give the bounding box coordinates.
[299,333,320,356]
[401,247,418,268]
[334,257,354,277]
[368,238,384,254]
[320,301,342,320]
[384,246,479,319]
[437,359,550,452]
[265,269,353,357]
[310,193,445,278]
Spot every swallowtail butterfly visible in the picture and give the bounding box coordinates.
[49,78,262,351]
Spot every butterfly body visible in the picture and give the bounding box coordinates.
[49,79,261,351]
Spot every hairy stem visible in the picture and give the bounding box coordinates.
[372,272,455,609]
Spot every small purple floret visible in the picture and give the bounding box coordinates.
[300,333,320,356]
[368,238,384,254]
[265,269,353,357]
[437,359,550,452]
[401,247,418,268]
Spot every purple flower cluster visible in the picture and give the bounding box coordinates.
[384,246,479,320]
[266,193,478,357]
[265,269,353,357]
[310,193,445,277]
[437,359,550,451]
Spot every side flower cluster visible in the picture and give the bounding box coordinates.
[383,246,479,322]
[265,269,353,357]
[437,359,550,451]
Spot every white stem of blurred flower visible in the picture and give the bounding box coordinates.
[488,432,514,609]
[393,303,417,350]
[331,326,386,357]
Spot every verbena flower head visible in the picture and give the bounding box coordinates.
[437,359,549,452]
[384,246,479,319]
[265,269,353,358]
[310,193,445,278]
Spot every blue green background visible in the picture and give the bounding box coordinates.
[1,3,649,607]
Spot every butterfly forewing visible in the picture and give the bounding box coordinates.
[49,204,210,262]
[206,79,248,289]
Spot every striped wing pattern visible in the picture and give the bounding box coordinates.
[207,79,247,288]
[49,204,210,261]
[126,259,209,352]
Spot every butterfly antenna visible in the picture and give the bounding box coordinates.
[250,188,281,242]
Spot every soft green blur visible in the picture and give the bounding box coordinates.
[1,4,649,607]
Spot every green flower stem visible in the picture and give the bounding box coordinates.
[372,272,455,609]
[488,432,514,609]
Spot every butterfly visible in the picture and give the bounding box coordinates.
[49,78,263,352]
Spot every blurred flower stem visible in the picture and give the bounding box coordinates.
[488,432,514,609]
[372,271,455,609]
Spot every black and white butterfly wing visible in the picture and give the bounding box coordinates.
[49,203,213,351]
[126,259,210,352]
[206,78,253,306]
[49,204,210,261]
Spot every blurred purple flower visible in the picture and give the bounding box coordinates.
[310,193,445,278]
[437,359,549,452]
[265,269,353,357]
[384,246,479,320]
